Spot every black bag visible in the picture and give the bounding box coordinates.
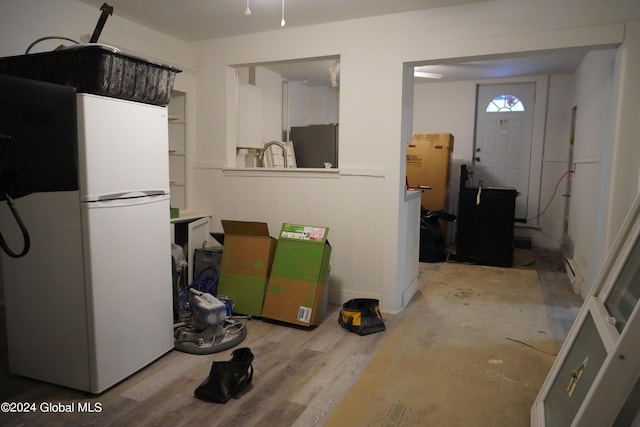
[338,298,386,336]
[194,347,254,403]
[420,208,456,262]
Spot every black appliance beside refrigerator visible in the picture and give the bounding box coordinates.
[289,124,338,168]
[455,165,517,267]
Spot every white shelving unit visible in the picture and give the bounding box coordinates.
[168,91,186,210]
[166,91,215,283]
[170,213,213,284]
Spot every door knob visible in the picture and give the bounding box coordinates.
[475,147,481,152]
[474,157,481,162]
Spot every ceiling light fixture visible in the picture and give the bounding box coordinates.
[242,0,288,28]
[281,0,286,27]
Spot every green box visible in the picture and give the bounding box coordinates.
[217,220,276,317]
[262,224,331,326]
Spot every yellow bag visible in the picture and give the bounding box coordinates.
[338,298,385,335]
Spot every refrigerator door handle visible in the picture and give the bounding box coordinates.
[84,193,170,208]
[96,190,167,201]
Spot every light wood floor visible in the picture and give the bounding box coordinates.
[0,248,582,426]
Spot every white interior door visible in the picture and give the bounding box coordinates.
[474,83,536,220]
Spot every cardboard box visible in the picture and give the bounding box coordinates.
[262,224,332,327]
[216,220,276,317]
[406,132,454,211]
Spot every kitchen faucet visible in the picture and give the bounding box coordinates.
[258,141,288,168]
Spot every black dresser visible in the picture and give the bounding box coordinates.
[455,165,517,267]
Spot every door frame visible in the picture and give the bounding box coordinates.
[562,106,577,253]
[472,75,549,226]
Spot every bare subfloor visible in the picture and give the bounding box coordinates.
[0,248,582,426]
[326,248,582,426]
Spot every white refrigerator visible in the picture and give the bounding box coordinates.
[0,93,174,393]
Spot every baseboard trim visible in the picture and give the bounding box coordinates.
[401,277,420,310]
[328,280,419,315]
[563,257,584,295]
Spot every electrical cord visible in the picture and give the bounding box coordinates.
[0,193,31,258]
[0,133,31,258]
[224,319,246,336]
[527,169,575,224]
[25,36,79,54]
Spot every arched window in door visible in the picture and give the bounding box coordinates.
[485,94,525,112]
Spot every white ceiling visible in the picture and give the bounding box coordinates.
[78,0,489,42]
[78,0,591,86]
[413,48,592,83]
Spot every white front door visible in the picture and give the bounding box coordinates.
[474,83,536,220]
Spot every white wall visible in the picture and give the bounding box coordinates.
[570,49,618,296]
[191,1,639,311]
[561,37,640,298]
[413,81,476,150]
[287,82,308,128]
[303,86,339,125]
[537,74,576,248]
[607,20,640,246]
